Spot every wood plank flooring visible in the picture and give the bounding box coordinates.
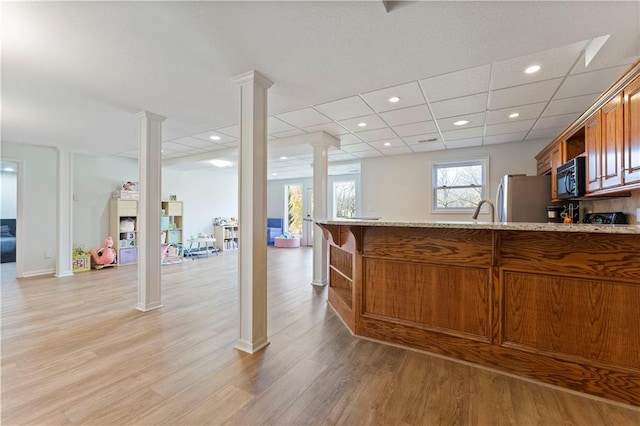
[2,247,639,425]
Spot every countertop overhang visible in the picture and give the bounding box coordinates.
[315,219,640,234]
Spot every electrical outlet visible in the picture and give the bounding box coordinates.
[73,193,79,201]
[44,251,52,259]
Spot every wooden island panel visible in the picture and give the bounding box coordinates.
[363,259,490,340]
[503,272,640,369]
[320,223,640,406]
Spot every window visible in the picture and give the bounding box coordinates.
[433,159,486,211]
[333,180,356,219]
[285,184,303,235]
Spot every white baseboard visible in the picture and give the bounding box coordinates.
[54,271,74,278]
[21,269,55,278]
[136,301,163,312]
[311,279,328,287]
[235,337,270,354]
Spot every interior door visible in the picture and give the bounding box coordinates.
[302,187,314,246]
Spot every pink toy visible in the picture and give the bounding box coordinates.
[90,236,116,269]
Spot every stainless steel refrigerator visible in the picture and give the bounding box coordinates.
[495,174,552,223]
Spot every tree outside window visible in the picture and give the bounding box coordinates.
[433,160,486,210]
[334,181,356,218]
[286,184,303,235]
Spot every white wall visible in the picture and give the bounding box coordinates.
[1,143,57,276]
[73,154,138,251]
[360,140,549,222]
[1,169,17,218]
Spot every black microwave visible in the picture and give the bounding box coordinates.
[556,157,586,199]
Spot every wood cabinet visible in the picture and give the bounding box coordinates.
[585,112,602,192]
[319,222,640,407]
[600,94,624,189]
[550,142,565,199]
[110,199,138,265]
[625,75,640,184]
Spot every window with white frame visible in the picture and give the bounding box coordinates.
[432,159,486,211]
[333,180,356,219]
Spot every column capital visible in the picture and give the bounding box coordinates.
[232,70,274,89]
[134,110,167,122]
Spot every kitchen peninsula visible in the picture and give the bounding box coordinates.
[316,219,640,406]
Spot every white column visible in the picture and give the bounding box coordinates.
[55,149,73,277]
[308,132,340,286]
[233,70,273,354]
[311,142,329,286]
[135,111,166,312]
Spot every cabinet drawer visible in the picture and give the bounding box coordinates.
[119,248,138,265]
[118,200,138,216]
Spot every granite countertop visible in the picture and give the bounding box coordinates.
[315,219,640,234]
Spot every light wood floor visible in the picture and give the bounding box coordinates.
[2,248,639,425]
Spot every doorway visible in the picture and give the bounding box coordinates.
[302,187,314,246]
[285,184,303,237]
[1,161,18,267]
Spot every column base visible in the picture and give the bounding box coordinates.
[311,279,328,287]
[235,337,270,354]
[136,302,163,312]
[54,271,74,278]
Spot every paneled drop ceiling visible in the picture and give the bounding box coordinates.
[2,2,639,180]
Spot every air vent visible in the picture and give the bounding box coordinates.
[418,138,438,143]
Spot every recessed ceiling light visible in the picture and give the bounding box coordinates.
[280,156,288,160]
[388,96,400,103]
[209,135,222,141]
[357,122,367,127]
[453,120,469,126]
[525,65,541,74]
[509,112,520,119]
[383,142,392,147]
[272,173,278,176]
[3,167,15,172]
[211,159,232,167]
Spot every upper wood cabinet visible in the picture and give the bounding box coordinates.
[625,76,640,184]
[585,112,602,193]
[600,93,624,189]
[550,142,565,200]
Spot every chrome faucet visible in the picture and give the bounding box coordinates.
[472,199,495,223]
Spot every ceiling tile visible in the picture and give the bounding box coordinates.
[430,93,487,119]
[162,141,190,151]
[268,116,296,134]
[571,56,635,75]
[555,65,629,99]
[224,140,239,147]
[393,121,437,137]
[437,112,486,132]
[328,152,357,161]
[170,136,217,149]
[313,96,374,121]
[271,129,307,138]
[444,137,483,149]
[338,114,388,133]
[379,146,413,156]
[379,104,432,126]
[215,125,240,138]
[341,143,375,153]
[483,132,528,145]
[420,64,491,102]
[276,108,332,128]
[542,93,598,117]
[355,127,397,142]
[489,78,562,110]
[486,102,547,125]
[351,150,383,159]
[532,113,577,131]
[410,142,447,152]
[338,134,365,145]
[368,138,406,150]
[192,130,236,144]
[402,132,441,145]
[302,122,350,136]
[361,81,425,113]
[525,126,565,141]
[441,126,484,141]
[485,119,536,136]
[491,40,587,90]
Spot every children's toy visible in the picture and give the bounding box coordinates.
[90,236,117,269]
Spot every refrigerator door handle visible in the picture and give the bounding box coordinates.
[495,181,504,222]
